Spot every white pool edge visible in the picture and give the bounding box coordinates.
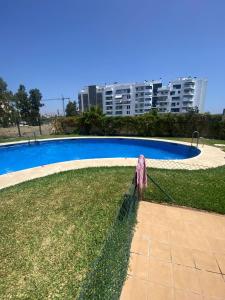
[0,136,225,190]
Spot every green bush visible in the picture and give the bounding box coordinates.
[54,112,225,139]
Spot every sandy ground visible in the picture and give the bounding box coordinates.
[0,124,52,137]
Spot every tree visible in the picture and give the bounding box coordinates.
[79,106,104,134]
[65,101,77,117]
[28,89,44,125]
[0,77,14,127]
[14,85,30,123]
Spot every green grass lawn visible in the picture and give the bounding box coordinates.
[0,167,134,299]
[145,165,225,214]
[1,162,225,298]
[0,134,224,148]
[0,134,79,144]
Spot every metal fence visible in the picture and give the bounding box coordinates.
[77,176,138,300]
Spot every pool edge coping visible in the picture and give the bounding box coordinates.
[0,136,225,190]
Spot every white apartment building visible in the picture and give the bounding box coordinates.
[78,77,207,116]
[157,77,207,113]
[103,81,162,116]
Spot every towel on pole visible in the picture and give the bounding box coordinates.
[136,155,147,192]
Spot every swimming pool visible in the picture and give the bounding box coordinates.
[0,138,200,175]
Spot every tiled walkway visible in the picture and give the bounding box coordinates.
[120,201,225,300]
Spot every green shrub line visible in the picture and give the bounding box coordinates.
[77,179,138,300]
[54,112,225,139]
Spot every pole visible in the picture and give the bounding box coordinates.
[16,118,21,137]
[38,114,42,135]
[62,97,65,116]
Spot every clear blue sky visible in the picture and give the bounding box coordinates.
[1,0,225,114]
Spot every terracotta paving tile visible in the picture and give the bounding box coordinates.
[215,254,225,274]
[174,289,203,300]
[151,214,169,227]
[121,202,225,299]
[149,240,171,262]
[148,258,173,287]
[173,264,201,293]
[203,297,225,300]
[169,230,190,248]
[197,270,225,298]
[171,246,195,267]
[166,206,182,219]
[131,235,150,256]
[137,211,151,224]
[187,236,211,252]
[192,249,220,273]
[147,202,168,214]
[135,220,151,235]
[147,281,174,300]
[148,226,170,244]
[184,221,206,236]
[128,253,149,280]
[207,237,225,255]
[120,276,148,300]
[181,210,200,223]
[168,220,185,232]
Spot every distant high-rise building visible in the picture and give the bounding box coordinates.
[78,77,207,116]
[78,85,103,112]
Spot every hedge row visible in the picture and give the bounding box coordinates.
[53,113,225,139]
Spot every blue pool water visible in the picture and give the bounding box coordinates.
[0,138,200,175]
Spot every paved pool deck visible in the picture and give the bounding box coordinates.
[0,137,225,190]
[120,201,225,300]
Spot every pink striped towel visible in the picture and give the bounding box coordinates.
[136,155,147,190]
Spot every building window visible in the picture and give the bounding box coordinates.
[115,105,122,110]
[184,82,195,87]
[127,111,130,115]
[173,84,181,89]
[170,91,175,95]
[106,101,113,105]
[136,92,144,97]
[115,111,122,115]
[171,108,180,112]
[145,86,152,89]
[106,96,112,100]
[136,86,145,91]
[127,105,130,109]
[172,96,180,100]
[116,89,130,94]
[123,94,131,99]
[105,90,112,95]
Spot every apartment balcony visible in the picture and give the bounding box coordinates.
[158,86,169,91]
[183,95,194,100]
[184,83,195,88]
[182,100,193,106]
[183,89,194,94]
[114,99,131,105]
[158,92,169,97]
[182,104,193,108]
[157,97,168,101]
